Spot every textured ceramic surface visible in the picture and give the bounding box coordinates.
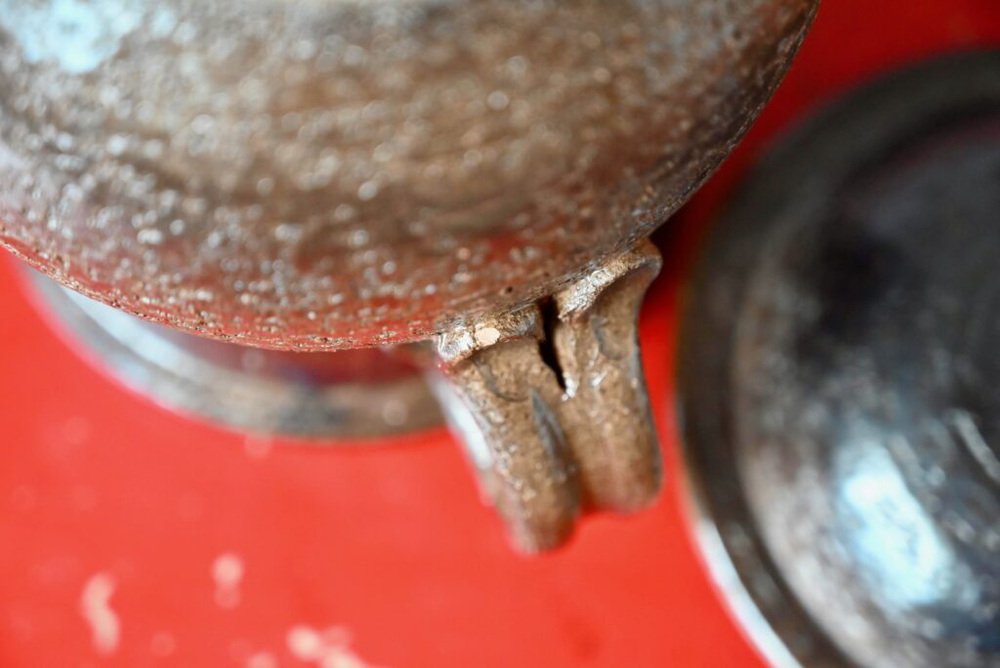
[0,0,815,350]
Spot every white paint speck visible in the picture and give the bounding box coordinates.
[288,625,324,661]
[287,624,379,668]
[246,651,278,668]
[213,553,244,586]
[212,553,244,609]
[80,572,120,656]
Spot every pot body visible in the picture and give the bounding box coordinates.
[0,0,814,349]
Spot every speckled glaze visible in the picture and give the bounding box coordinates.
[0,0,815,350]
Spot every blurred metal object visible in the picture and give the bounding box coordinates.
[26,270,441,439]
[0,0,816,550]
[679,51,1000,667]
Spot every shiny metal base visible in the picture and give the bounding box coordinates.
[679,51,1000,668]
[27,272,442,440]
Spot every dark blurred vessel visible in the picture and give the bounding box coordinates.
[680,51,1000,668]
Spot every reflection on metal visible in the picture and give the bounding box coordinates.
[679,52,1000,668]
[834,444,962,609]
[28,270,442,439]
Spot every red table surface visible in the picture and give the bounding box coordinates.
[2,3,998,666]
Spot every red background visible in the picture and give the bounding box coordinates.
[2,2,999,666]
